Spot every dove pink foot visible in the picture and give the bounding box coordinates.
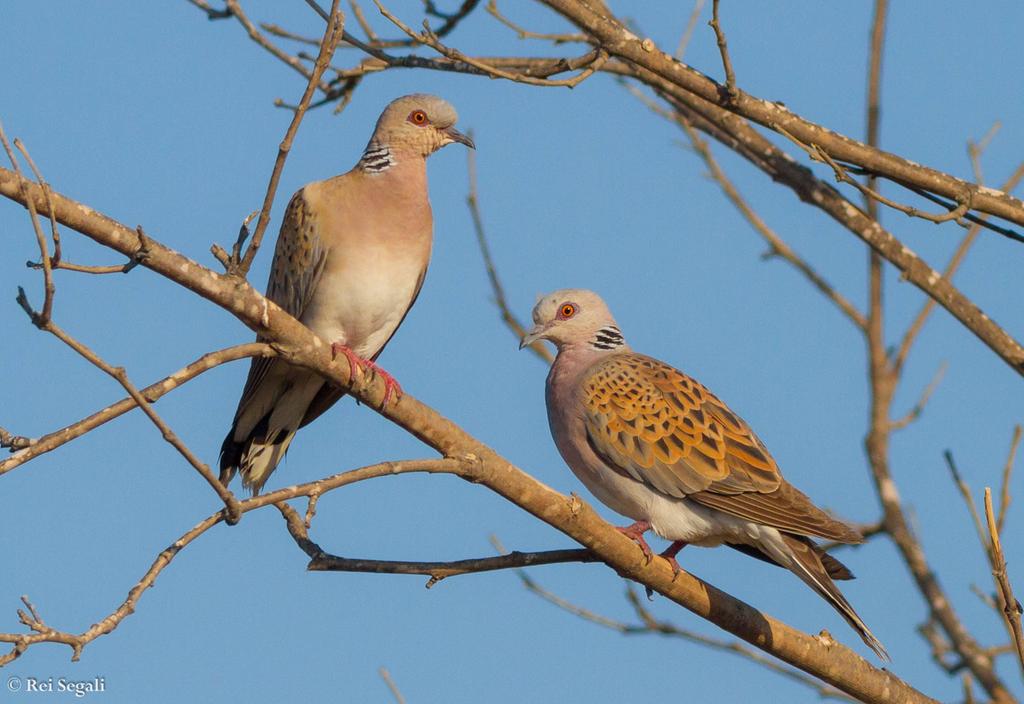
[659,540,688,575]
[616,520,654,560]
[331,342,403,407]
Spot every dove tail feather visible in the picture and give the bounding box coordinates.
[219,419,297,496]
[777,533,890,661]
[728,539,855,580]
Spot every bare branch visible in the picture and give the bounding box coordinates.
[0,458,453,665]
[0,343,272,474]
[373,0,608,88]
[0,124,55,326]
[28,259,136,275]
[998,426,1021,533]
[601,63,1024,376]
[465,134,553,363]
[486,0,587,44]
[891,162,1024,374]
[12,138,62,266]
[889,362,946,432]
[674,0,705,60]
[12,292,243,523]
[676,107,867,331]
[309,546,597,585]
[276,499,597,585]
[0,512,220,666]
[623,83,868,330]
[984,489,1024,678]
[781,127,974,227]
[378,667,406,704]
[348,0,379,42]
[225,0,345,276]
[540,0,1024,229]
[494,532,858,703]
[223,0,325,84]
[944,450,989,551]
[708,0,736,102]
[187,0,232,20]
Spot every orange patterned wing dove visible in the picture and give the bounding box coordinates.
[580,353,860,543]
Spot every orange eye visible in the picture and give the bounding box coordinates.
[409,110,428,125]
[558,303,576,319]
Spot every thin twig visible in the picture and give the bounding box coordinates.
[378,667,406,704]
[13,138,62,266]
[967,122,1001,185]
[0,343,273,474]
[984,488,1024,678]
[486,0,587,44]
[294,507,594,585]
[490,536,857,702]
[674,0,706,60]
[0,124,55,326]
[227,0,345,276]
[309,548,597,585]
[13,291,243,523]
[187,0,232,20]
[28,260,135,274]
[944,450,988,550]
[888,362,946,431]
[465,134,553,363]
[892,162,1024,374]
[224,0,325,83]
[864,0,887,439]
[0,512,220,666]
[998,426,1021,533]
[894,181,1024,245]
[374,0,607,88]
[0,458,459,665]
[625,85,867,331]
[782,128,975,226]
[708,0,736,102]
[259,22,320,46]
[349,0,379,41]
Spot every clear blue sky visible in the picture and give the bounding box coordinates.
[2,2,1023,702]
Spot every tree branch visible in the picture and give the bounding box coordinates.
[540,0,1024,229]
[0,343,273,474]
[285,493,596,586]
[600,60,1024,377]
[984,489,1024,679]
[221,0,345,276]
[12,292,243,523]
[464,135,553,363]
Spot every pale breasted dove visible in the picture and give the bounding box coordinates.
[219,94,473,495]
[521,289,888,660]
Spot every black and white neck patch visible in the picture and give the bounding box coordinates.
[358,144,396,173]
[590,326,625,350]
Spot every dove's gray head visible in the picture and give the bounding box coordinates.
[520,289,626,352]
[366,94,474,159]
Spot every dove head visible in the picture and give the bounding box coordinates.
[362,94,474,165]
[520,289,627,353]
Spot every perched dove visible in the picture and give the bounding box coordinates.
[219,94,474,495]
[521,289,888,659]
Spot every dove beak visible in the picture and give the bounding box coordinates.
[444,126,475,149]
[519,323,548,350]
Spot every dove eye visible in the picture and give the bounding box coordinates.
[409,110,428,126]
[558,303,577,319]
